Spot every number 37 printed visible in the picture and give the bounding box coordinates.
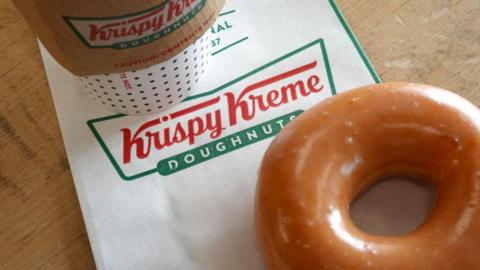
[211,38,221,47]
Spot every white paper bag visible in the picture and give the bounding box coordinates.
[40,1,381,269]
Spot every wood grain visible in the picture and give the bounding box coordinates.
[0,0,479,269]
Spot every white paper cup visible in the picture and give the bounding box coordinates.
[77,32,211,115]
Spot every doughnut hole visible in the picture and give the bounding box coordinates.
[337,96,478,241]
[349,175,436,236]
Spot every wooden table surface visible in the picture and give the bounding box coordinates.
[1,0,479,269]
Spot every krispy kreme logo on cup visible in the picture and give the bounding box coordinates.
[87,39,337,180]
[64,0,206,49]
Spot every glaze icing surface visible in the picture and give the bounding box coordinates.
[255,82,480,269]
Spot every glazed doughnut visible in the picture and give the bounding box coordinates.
[255,82,480,269]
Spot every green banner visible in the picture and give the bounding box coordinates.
[157,110,303,175]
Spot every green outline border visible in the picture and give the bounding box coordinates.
[87,1,382,181]
[218,10,236,17]
[63,0,205,49]
[87,39,336,181]
[328,0,381,83]
[211,36,249,56]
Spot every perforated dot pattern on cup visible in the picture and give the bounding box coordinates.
[78,32,212,115]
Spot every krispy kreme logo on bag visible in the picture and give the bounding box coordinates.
[64,0,206,49]
[88,40,337,180]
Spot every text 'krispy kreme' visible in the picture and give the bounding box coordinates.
[121,60,324,164]
[90,0,198,41]
[66,0,206,48]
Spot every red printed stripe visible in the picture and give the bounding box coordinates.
[127,6,165,24]
[240,61,318,97]
[170,96,221,119]
[90,6,165,29]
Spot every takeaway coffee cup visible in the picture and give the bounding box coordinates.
[12,0,225,114]
[78,31,212,114]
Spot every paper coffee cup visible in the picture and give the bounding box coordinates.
[13,0,224,76]
[13,0,224,115]
[77,32,211,115]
